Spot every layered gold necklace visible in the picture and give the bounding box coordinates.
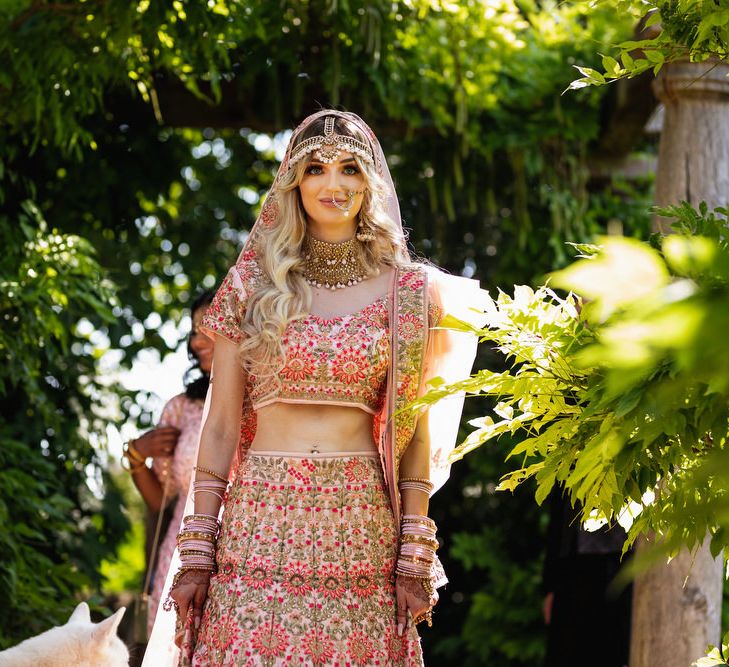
[302,235,366,290]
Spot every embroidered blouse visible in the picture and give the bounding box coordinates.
[200,267,392,414]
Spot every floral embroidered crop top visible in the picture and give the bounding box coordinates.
[200,265,391,414]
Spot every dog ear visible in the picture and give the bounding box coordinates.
[67,601,91,625]
[92,607,126,644]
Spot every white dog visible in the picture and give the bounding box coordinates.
[0,602,128,667]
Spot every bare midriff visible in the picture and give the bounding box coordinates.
[249,401,377,454]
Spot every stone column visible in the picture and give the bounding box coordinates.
[630,59,729,667]
[652,59,729,230]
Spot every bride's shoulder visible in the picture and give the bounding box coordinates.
[232,250,268,292]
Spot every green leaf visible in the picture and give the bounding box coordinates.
[601,55,620,77]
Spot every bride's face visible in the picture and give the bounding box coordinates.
[298,152,365,228]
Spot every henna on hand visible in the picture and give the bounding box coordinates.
[173,570,212,589]
[395,575,439,633]
[167,570,211,623]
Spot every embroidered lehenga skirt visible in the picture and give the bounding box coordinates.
[184,452,424,667]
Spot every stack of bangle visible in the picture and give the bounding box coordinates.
[396,514,439,626]
[398,477,434,496]
[172,513,220,587]
[122,440,146,473]
[193,479,228,502]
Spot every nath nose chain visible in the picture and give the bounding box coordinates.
[331,189,366,216]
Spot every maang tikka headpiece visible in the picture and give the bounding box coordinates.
[287,116,375,170]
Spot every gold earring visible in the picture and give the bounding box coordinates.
[356,215,376,242]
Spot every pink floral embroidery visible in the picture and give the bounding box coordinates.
[282,560,313,597]
[249,296,389,412]
[210,617,240,653]
[241,556,274,589]
[348,630,376,665]
[199,268,246,343]
[280,342,317,381]
[259,199,279,228]
[186,454,423,667]
[331,348,368,384]
[384,625,409,662]
[301,628,336,665]
[318,562,346,600]
[392,268,429,459]
[344,457,370,482]
[350,562,378,598]
[250,622,290,659]
[398,312,424,341]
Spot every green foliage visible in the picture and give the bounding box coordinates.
[568,0,729,90]
[1,1,630,153]
[99,476,146,594]
[0,188,129,646]
[417,204,729,569]
[697,629,729,666]
[420,438,547,667]
[0,434,85,642]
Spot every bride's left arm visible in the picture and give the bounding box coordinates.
[395,413,439,636]
[398,415,431,515]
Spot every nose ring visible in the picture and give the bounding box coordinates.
[331,190,364,216]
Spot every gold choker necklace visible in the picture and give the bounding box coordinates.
[302,235,366,291]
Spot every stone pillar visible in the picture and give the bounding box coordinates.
[652,60,729,231]
[630,535,723,667]
[630,59,729,667]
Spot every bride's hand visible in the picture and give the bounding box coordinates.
[169,570,211,647]
[395,575,438,636]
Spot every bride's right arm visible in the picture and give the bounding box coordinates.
[170,336,245,638]
[194,335,246,517]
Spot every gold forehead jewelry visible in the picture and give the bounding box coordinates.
[288,116,375,169]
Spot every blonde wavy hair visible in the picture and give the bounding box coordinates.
[238,115,411,381]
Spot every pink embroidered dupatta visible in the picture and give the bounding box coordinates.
[376,262,486,593]
[143,111,484,665]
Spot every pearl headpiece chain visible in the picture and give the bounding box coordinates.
[288,116,375,170]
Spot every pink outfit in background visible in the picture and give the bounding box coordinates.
[147,393,204,636]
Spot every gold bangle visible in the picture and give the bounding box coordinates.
[123,440,145,465]
[400,535,439,549]
[397,554,435,565]
[398,477,433,486]
[121,454,146,473]
[194,465,228,483]
[183,514,220,525]
[128,440,145,463]
[177,532,217,544]
[401,517,436,529]
[178,549,216,558]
